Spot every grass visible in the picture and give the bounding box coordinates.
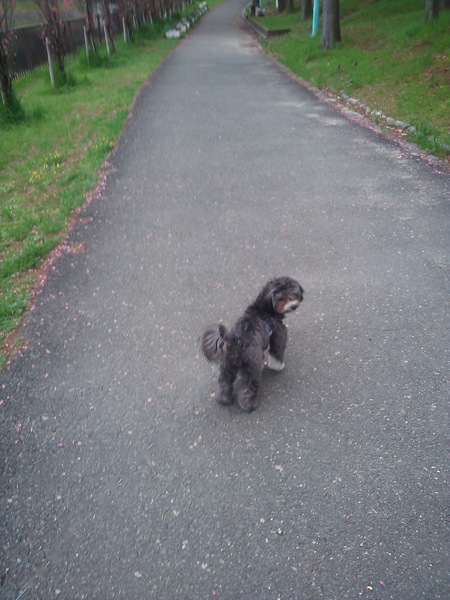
[257,0,449,156]
[0,3,219,366]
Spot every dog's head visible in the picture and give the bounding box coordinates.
[257,276,304,316]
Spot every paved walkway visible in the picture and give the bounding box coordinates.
[1,1,449,598]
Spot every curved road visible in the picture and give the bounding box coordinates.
[1,1,449,598]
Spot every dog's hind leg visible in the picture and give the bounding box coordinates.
[217,361,238,405]
[235,362,263,412]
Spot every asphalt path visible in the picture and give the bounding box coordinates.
[1,1,449,598]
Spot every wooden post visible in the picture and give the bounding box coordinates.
[123,17,127,42]
[83,26,90,62]
[103,21,110,55]
[45,37,55,88]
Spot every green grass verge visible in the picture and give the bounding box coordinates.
[257,0,449,156]
[0,3,221,366]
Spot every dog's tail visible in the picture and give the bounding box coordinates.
[201,323,228,362]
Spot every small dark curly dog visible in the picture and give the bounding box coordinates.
[201,276,304,412]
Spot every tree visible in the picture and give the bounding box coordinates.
[77,0,97,53]
[425,0,450,19]
[301,0,312,20]
[321,0,341,50]
[0,0,16,105]
[116,0,133,41]
[34,0,67,75]
[425,0,439,20]
[98,0,116,53]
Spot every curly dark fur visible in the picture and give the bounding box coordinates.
[201,276,304,412]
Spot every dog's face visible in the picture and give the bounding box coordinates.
[269,277,304,315]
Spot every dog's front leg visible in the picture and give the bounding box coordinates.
[268,321,287,371]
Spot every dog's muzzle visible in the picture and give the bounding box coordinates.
[285,299,300,312]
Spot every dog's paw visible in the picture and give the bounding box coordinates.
[267,354,285,371]
[216,393,233,406]
[237,397,259,412]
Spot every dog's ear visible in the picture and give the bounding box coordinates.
[254,280,277,313]
[268,279,291,313]
[271,287,289,314]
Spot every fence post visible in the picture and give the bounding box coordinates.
[103,21,110,55]
[122,17,127,42]
[45,37,55,88]
[83,26,90,62]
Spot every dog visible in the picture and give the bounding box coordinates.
[201,276,304,412]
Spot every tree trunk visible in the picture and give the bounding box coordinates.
[301,0,312,20]
[0,43,13,104]
[321,0,341,50]
[0,69,13,104]
[425,0,439,20]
